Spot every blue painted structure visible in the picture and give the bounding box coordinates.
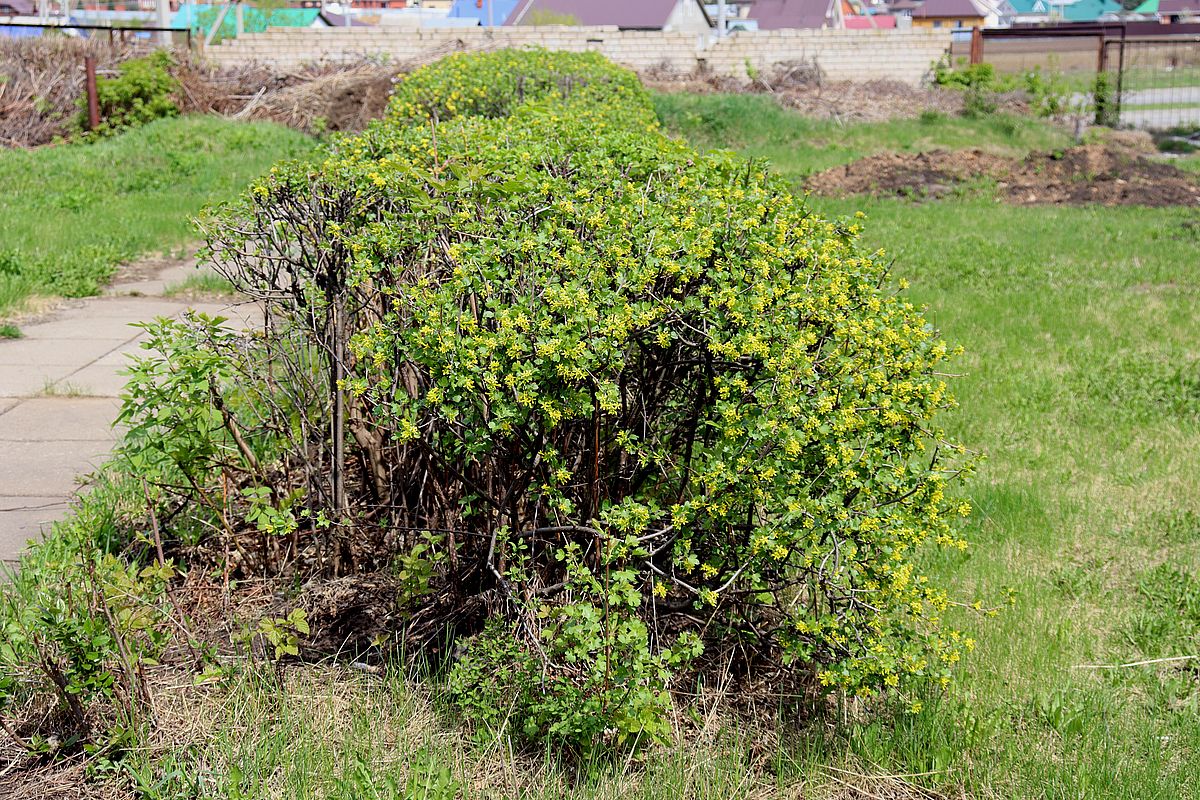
[447,0,519,24]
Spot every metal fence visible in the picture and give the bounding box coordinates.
[1101,36,1200,131]
[0,21,192,48]
[951,24,1200,130]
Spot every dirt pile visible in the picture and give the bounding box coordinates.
[774,79,972,123]
[645,72,974,122]
[807,149,1011,199]
[177,59,400,134]
[807,143,1200,207]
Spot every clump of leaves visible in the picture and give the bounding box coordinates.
[256,609,310,661]
[0,496,176,752]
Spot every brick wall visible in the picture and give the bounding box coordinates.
[205,26,952,85]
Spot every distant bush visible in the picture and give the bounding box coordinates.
[80,50,179,136]
[934,58,1070,119]
[386,48,650,127]
[1093,71,1118,127]
[934,60,1000,92]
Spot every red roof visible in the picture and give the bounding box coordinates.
[750,0,839,28]
[505,0,711,28]
[844,13,897,25]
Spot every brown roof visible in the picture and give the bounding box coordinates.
[505,0,711,28]
[912,0,985,15]
[750,0,838,28]
[0,0,34,14]
[1160,0,1200,12]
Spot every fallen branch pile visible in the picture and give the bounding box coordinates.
[0,39,401,147]
[0,37,140,147]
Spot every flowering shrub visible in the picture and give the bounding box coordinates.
[385,48,650,126]
[197,49,975,748]
[80,50,179,136]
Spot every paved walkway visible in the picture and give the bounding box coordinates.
[0,262,252,567]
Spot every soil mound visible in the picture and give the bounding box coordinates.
[806,143,1200,207]
[807,149,1011,199]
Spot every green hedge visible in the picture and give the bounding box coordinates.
[386,48,653,127]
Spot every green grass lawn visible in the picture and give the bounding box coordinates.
[1027,66,1200,95]
[651,93,1072,179]
[657,92,1200,797]
[0,116,312,318]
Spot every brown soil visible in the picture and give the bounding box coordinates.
[807,143,1200,207]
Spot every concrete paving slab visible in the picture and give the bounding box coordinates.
[0,258,258,563]
[108,263,211,298]
[0,495,71,561]
[19,316,140,342]
[0,398,122,441]
[0,337,130,366]
[189,301,262,325]
[94,339,155,367]
[0,440,111,497]
[49,364,129,398]
[88,296,203,315]
[0,364,81,397]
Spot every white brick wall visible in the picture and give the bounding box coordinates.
[205,26,951,85]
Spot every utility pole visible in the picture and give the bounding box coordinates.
[156,0,172,47]
[487,0,494,26]
[717,0,727,36]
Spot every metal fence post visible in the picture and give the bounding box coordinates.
[84,56,100,131]
[1114,26,1127,127]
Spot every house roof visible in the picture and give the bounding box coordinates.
[1006,0,1120,15]
[844,12,898,24]
[912,0,987,17]
[1159,0,1200,13]
[0,0,34,14]
[750,0,839,28]
[505,0,711,28]
[1060,0,1123,19]
[319,11,372,27]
